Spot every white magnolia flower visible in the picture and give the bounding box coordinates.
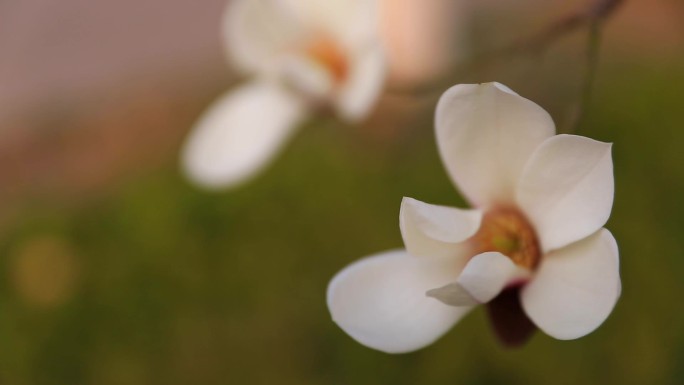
[327,82,621,353]
[182,0,386,189]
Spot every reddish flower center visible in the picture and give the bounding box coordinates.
[469,207,542,347]
[469,207,541,270]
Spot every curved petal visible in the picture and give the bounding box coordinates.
[399,197,481,259]
[327,249,471,353]
[516,134,614,252]
[223,0,305,74]
[181,80,307,189]
[279,53,336,100]
[435,83,556,208]
[521,229,621,340]
[334,44,386,121]
[427,252,530,306]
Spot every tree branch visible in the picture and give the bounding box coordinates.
[390,0,625,98]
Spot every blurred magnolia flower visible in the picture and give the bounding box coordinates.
[380,0,468,87]
[182,0,386,189]
[327,82,621,353]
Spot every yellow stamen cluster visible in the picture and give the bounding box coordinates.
[470,207,541,269]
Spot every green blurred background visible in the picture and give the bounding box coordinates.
[1,0,683,384]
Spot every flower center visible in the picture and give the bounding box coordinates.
[304,38,349,84]
[469,207,541,270]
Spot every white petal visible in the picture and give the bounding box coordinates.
[435,82,556,207]
[334,44,386,121]
[327,249,471,353]
[516,134,614,251]
[521,229,621,340]
[427,252,530,306]
[181,80,307,189]
[279,54,335,100]
[399,197,481,259]
[286,0,381,48]
[223,0,305,74]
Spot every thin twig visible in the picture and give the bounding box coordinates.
[389,0,625,98]
[565,20,603,134]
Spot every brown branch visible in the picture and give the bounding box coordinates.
[390,0,625,98]
[497,0,623,57]
[564,20,603,134]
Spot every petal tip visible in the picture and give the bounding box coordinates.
[491,82,518,95]
[425,284,481,307]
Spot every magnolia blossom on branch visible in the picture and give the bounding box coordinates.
[181,0,386,189]
[327,82,620,353]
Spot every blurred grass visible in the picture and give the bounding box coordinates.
[0,55,683,385]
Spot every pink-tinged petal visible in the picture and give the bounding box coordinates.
[399,197,481,259]
[327,249,471,353]
[516,134,614,251]
[521,229,621,340]
[380,0,468,87]
[334,44,386,121]
[181,80,307,189]
[427,252,530,306]
[435,83,555,207]
[223,0,305,74]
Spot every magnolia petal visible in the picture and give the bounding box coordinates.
[427,252,530,306]
[280,54,336,100]
[435,83,555,207]
[327,249,471,353]
[517,134,614,251]
[181,80,307,189]
[223,0,304,74]
[521,229,621,340]
[399,197,481,259]
[287,0,381,48]
[334,44,386,121]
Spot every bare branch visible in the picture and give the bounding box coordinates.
[389,0,625,98]
[564,20,603,134]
